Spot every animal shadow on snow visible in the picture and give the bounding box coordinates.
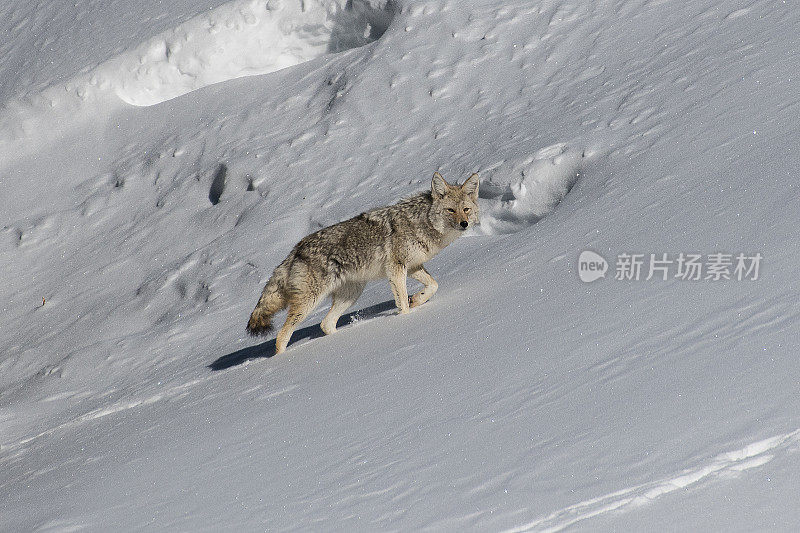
[209,300,396,370]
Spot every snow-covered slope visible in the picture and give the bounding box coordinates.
[2,0,799,530]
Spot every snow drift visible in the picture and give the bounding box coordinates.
[2,0,800,530]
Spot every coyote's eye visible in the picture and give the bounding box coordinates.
[446,208,456,213]
[463,207,471,213]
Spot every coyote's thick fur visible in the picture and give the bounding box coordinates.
[247,172,480,354]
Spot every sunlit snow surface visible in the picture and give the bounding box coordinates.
[2,0,799,530]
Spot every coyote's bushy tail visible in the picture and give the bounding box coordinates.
[246,255,292,336]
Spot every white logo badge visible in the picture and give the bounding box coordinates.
[578,250,608,282]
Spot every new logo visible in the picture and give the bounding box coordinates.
[578,250,608,282]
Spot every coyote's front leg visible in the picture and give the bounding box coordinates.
[388,262,410,314]
[409,265,438,308]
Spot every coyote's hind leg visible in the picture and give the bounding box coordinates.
[321,282,366,335]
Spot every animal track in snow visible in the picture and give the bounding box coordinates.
[208,163,228,205]
[476,143,587,235]
[133,251,219,326]
[1,215,59,250]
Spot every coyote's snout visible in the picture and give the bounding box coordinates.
[247,172,480,354]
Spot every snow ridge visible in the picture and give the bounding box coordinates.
[111,0,395,106]
[0,0,395,156]
[506,430,800,532]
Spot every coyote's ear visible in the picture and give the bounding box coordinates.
[461,173,479,200]
[432,172,448,198]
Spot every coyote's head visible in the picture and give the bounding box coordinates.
[431,172,480,232]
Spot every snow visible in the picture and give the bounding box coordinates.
[2,0,800,530]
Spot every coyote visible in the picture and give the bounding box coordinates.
[247,172,480,354]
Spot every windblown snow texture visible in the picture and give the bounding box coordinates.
[2,0,799,530]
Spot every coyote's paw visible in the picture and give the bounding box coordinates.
[409,293,432,308]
